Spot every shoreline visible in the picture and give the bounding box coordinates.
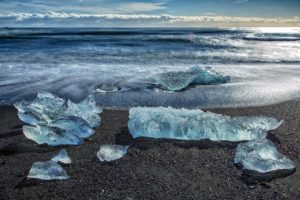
[0,100,299,199]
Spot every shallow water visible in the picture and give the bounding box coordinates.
[0,27,300,108]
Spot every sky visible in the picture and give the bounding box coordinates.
[0,0,300,27]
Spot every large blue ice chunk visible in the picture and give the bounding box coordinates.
[128,107,282,142]
[27,160,69,180]
[66,95,102,128]
[23,125,83,146]
[234,139,295,173]
[51,149,72,164]
[97,145,129,162]
[154,66,229,91]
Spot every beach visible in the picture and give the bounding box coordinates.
[0,100,299,200]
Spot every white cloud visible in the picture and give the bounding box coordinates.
[117,2,166,13]
[1,12,300,27]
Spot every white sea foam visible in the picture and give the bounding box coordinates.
[0,28,299,108]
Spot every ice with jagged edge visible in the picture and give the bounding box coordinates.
[65,96,102,128]
[188,66,230,85]
[234,139,295,173]
[14,92,102,146]
[14,92,66,125]
[154,71,199,91]
[154,66,230,91]
[23,125,83,146]
[128,107,282,142]
[97,145,129,162]
[27,160,70,180]
[51,149,72,164]
[14,92,102,128]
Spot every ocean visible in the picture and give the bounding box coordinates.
[0,27,300,108]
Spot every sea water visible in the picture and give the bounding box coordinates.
[0,27,300,108]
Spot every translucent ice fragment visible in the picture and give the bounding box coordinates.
[97,145,129,162]
[27,92,67,121]
[154,66,229,91]
[27,160,69,180]
[23,125,83,146]
[154,71,198,91]
[15,92,102,146]
[51,149,72,164]
[17,112,45,126]
[128,107,282,142]
[14,101,31,113]
[234,139,295,173]
[49,116,94,138]
[188,66,230,85]
[66,95,102,128]
[14,92,66,124]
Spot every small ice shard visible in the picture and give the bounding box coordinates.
[96,84,119,93]
[27,160,70,180]
[49,116,94,138]
[128,107,282,142]
[23,125,83,146]
[234,139,295,173]
[51,149,72,164]
[188,66,230,85]
[66,95,102,128]
[154,71,198,91]
[154,66,229,91]
[97,145,129,162]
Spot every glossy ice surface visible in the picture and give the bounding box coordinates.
[27,161,70,180]
[97,145,129,162]
[234,139,295,173]
[128,107,282,142]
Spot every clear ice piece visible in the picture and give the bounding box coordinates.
[14,92,66,124]
[66,95,102,128]
[17,112,46,126]
[14,92,102,146]
[128,107,282,142]
[154,66,229,91]
[154,71,198,91]
[97,145,129,162]
[188,66,230,85]
[234,139,295,173]
[23,125,83,146]
[51,149,72,164]
[49,116,95,138]
[27,160,70,180]
[14,101,31,113]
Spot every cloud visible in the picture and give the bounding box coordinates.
[1,12,299,27]
[117,2,167,13]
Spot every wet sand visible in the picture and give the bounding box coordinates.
[0,101,299,200]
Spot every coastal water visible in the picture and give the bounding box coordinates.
[0,27,300,108]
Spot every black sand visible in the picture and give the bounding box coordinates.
[0,101,299,200]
